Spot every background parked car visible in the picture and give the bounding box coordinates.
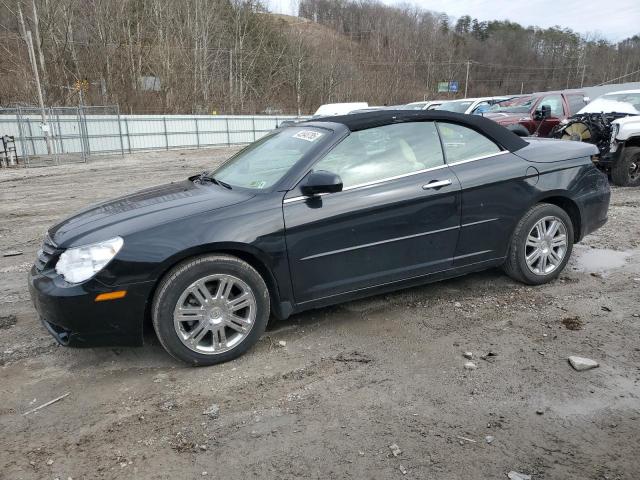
[400,100,445,110]
[435,96,512,115]
[484,91,588,137]
[552,89,640,186]
[312,102,368,118]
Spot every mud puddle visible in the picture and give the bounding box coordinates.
[570,246,635,275]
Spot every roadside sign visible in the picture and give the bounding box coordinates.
[437,81,458,93]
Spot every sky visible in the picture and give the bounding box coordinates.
[265,0,640,42]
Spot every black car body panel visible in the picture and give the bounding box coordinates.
[283,167,462,303]
[28,110,610,348]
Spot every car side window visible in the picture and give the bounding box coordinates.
[436,122,501,164]
[313,122,444,189]
[538,94,564,117]
[567,94,587,115]
[472,102,491,114]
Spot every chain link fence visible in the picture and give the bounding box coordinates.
[0,106,308,167]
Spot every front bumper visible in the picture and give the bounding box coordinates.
[28,265,154,347]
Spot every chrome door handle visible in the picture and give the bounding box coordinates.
[422,179,452,190]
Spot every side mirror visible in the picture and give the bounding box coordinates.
[301,170,343,196]
[534,105,551,120]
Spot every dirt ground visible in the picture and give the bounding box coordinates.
[1,148,639,480]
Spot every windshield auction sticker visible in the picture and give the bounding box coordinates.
[292,130,324,142]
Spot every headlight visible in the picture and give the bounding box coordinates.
[610,124,621,152]
[55,237,123,283]
[611,123,620,140]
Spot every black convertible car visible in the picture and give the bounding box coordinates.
[29,110,610,365]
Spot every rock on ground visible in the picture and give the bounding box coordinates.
[568,356,599,371]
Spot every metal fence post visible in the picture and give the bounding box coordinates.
[252,117,256,142]
[116,105,125,157]
[56,112,64,154]
[76,106,85,162]
[163,117,169,150]
[15,106,30,166]
[195,117,200,148]
[49,108,59,165]
[225,117,231,146]
[26,113,36,159]
[82,106,91,160]
[124,117,131,153]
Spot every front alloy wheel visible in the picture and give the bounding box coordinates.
[174,274,257,355]
[153,254,270,366]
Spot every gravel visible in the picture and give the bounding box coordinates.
[1,148,639,479]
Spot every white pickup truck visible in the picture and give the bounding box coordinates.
[555,89,640,186]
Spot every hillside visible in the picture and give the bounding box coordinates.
[1,0,638,114]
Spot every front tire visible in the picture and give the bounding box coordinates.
[503,203,574,285]
[611,146,640,187]
[152,254,270,366]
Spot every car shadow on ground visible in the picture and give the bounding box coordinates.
[266,267,510,332]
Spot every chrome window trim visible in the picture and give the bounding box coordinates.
[283,163,449,204]
[445,149,510,166]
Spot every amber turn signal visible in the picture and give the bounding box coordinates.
[95,290,127,302]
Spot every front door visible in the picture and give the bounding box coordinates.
[283,121,461,305]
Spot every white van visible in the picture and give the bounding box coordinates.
[312,102,368,118]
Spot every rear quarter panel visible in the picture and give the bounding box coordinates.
[453,152,605,265]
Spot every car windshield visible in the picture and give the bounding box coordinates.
[488,95,537,113]
[436,101,474,113]
[212,127,328,189]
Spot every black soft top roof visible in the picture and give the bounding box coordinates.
[306,109,528,152]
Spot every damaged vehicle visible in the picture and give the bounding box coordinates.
[29,110,610,366]
[552,90,640,186]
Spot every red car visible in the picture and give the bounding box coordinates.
[484,91,588,137]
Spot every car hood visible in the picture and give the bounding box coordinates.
[49,179,255,247]
[578,99,640,115]
[482,112,530,123]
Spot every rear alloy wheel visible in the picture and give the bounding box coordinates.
[503,203,574,285]
[524,216,568,276]
[611,146,640,187]
[153,255,270,366]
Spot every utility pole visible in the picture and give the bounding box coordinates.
[30,0,46,75]
[25,30,53,155]
[464,60,471,98]
[580,65,587,88]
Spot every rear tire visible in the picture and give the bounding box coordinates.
[503,203,574,285]
[152,254,270,366]
[611,146,640,187]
